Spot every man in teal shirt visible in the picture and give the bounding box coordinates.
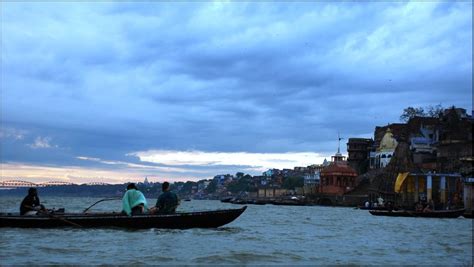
[150,182,179,214]
[122,183,148,216]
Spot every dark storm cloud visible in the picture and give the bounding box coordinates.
[1,2,472,182]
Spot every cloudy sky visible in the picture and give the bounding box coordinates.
[1,2,472,184]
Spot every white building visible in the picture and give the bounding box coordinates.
[375,128,398,168]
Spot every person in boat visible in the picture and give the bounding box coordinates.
[446,198,452,210]
[386,201,394,212]
[122,183,148,216]
[377,196,384,207]
[423,199,435,213]
[149,182,179,214]
[20,187,46,215]
[364,201,370,208]
[415,202,424,212]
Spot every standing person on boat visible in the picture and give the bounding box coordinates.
[377,196,384,207]
[122,183,148,216]
[150,182,179,214]
[364,201,370,208]
[20,188,46,215]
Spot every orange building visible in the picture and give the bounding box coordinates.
[320,151,358,195]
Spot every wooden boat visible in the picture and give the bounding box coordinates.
[271,200,306,206]
[357,206,393,211]
[369,208,465,218]
[229,199,250,205]
[220,197,233,203]
[462,212,473,219]
[0,206,247,229]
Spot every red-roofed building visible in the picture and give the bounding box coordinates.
[319,150,358,195]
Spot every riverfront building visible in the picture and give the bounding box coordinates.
[463,178,474,213]
[347,138,373,175]
[319,150,358,196]
[375,128,398,169]
[394,172,463,209]
[345,107,473,208]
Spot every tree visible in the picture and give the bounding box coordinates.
[426,104,444,118]
[205,180,217,193]
[399,105,444,122]
[227,175,255,193]
[400,107,425,122]
[282,176,304,190]
[180,181,196,193]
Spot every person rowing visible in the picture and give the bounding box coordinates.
[20,187,46,216]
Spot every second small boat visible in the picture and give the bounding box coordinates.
[369,208,465,219]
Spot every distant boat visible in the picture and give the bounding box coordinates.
[220,197,233,203]
[357,206,393,211]
[184,198,191,202]
[369,209,465,219]
[0,206,247,229]
[271,199,306,206]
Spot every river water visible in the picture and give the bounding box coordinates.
[0,196,472,265]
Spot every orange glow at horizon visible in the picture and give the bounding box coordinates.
[0,163,198,184]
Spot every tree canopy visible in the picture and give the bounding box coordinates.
[227,175,256,193]
[282,176,304,190]
[400,104,443,122]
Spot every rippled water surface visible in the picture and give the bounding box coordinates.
[0,196,472,265]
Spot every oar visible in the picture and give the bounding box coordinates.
[25,205,82,228]
[83,197,122,213]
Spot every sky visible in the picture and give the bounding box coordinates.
[1,2,472,184]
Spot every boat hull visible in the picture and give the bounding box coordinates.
[357,206,393,211]
[462,211,473,219]
[0,206,247,229]
[369,209,465,218]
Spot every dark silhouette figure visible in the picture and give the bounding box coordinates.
[20,188,45,215]
[150,182,179,214]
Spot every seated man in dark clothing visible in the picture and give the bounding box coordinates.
[20,188,46,215]
[150,182,179,214]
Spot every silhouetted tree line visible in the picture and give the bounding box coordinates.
[227,175,257,193]
[400,104,444,122]
[0,184,127,197]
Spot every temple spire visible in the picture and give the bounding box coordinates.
[333,132,345,163]
[337,132,343,156]
[337,132,340,154]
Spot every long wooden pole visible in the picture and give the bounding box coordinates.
[83,198,122,213]
[25,205,82,228]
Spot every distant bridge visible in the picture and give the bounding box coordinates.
[0,180,111,189]
[41,181,75,186]
[0,180,38,189]
[0,180,74,189]
[85,182,110,186]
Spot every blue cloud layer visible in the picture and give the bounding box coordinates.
[1,2,472,182]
